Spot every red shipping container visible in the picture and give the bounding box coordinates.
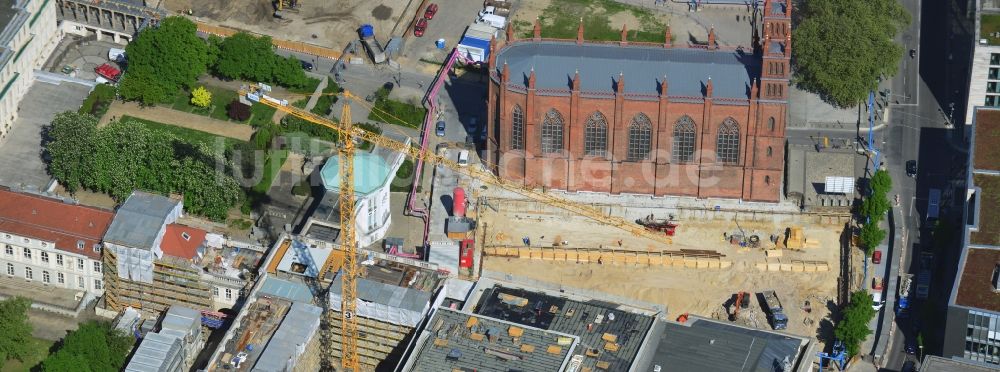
[452,187,466,217]
[459,239,474,268]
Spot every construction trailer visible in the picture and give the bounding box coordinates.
[457,23,498,63]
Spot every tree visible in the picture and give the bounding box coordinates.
[44,112,98,193]
[213,32,308,88]
[41,321,132,372]
[860,222,886,255]
[191,86,212,108]
[119,17,210,103]
[835,290,878,357]
[227,100,251,121]
[215,32,275,82]
[0,297,33,368]
[870,170,892,195]
[860,192,891,220]
[793,0,911,107]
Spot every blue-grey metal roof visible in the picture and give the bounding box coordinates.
[0,0,16,38]
[331,275,431,313]
[494,42,757,98]
[125,332,183,372]
[104,191,179,249]
[161,306,201,340]
[252,302,322,372]
[640,318,807,372]
[258,276,315,303]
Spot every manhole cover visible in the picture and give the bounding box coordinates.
[372,5,392,20]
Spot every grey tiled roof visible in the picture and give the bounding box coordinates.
[639,317,807,372]
[104,191,179,249]
[472,285,655,372]
[494,42,757,99]
[258,276,315,303]
[408,307,575,372]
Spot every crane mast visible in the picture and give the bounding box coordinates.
[336,95,360,371]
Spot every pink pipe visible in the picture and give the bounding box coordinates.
[405,48,460,253]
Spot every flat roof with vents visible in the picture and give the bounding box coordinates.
[404,307,577,371]
[469,284,656,372]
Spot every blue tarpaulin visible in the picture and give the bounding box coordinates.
[459,36,491,58]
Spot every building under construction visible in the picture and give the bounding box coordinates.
[102,191,266,317]
[206,235,448,371]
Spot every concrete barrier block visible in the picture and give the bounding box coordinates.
[706,260,720,269]
[767,262,780,271]
[781,263,794,271]
[566,251,578,261]
[790,263,804,272]
[755,262,767,270]
[720,261,732,269]
[816,263,830,272]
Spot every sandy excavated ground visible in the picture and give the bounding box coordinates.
[480,207,843,340]
[165,0,412,49]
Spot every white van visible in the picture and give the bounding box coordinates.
[871,291,883,311]
[108,48,126,62]
[457,150,469,167]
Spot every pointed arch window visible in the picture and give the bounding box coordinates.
[672,116,696,163]
[511,105,525,150]
[717,118,740,164]
[627,113,653,161]
[541,109,565,154]
[584,112,608,157]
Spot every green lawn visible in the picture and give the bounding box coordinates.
[78,84,116,120]
[249,102,278,127]
[983,14,1000,46]
[169,86,239,122]
[288,77,323,94]
[1,337,54,372]
[390,158,415,192]
[311,79,340,116]
[253,149,289,194]
[120,115,242,149]
[516,0,667,43]
[367,87,426,129]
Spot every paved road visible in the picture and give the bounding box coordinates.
[881,0,974,369]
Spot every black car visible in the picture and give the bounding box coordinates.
[902,361,916,372]
[300,60,314,71]
[906,160,917,178]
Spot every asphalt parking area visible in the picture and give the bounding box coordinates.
[402,0,499,62]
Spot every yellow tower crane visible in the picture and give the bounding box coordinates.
[248,89,673,370]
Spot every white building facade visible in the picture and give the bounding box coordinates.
[0,231,106,294]
[0,0,61,142]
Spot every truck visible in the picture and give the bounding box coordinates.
[457,23,498,63]
[479,5,510,18]
[477,13,506,29]
[760,291,788,330]
[484,0,512,9]
[926,188,941,222]
[358,24,387,64]
[94,63,121,83]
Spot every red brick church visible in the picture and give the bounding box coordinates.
[485,0,791,202]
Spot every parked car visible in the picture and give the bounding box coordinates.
[424,3,438,19]
[414,18,428,37]
[457,150,469,166]
[906,160,917,178]
[300,60,314,71]
[872,250,882,264]
[435,121,446,137]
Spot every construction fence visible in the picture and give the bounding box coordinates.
[482,245,732,269]
[195,21,342,60]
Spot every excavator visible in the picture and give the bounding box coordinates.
[243,86,676,370]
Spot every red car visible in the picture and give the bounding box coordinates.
[872,250,882,264]
[414,18,428,37]
[424,3,438,19]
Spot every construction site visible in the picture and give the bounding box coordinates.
[163,0,415,51]
[473,195,849,343]
[209,235,449,371]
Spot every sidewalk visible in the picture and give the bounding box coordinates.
[101,101,255,141]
